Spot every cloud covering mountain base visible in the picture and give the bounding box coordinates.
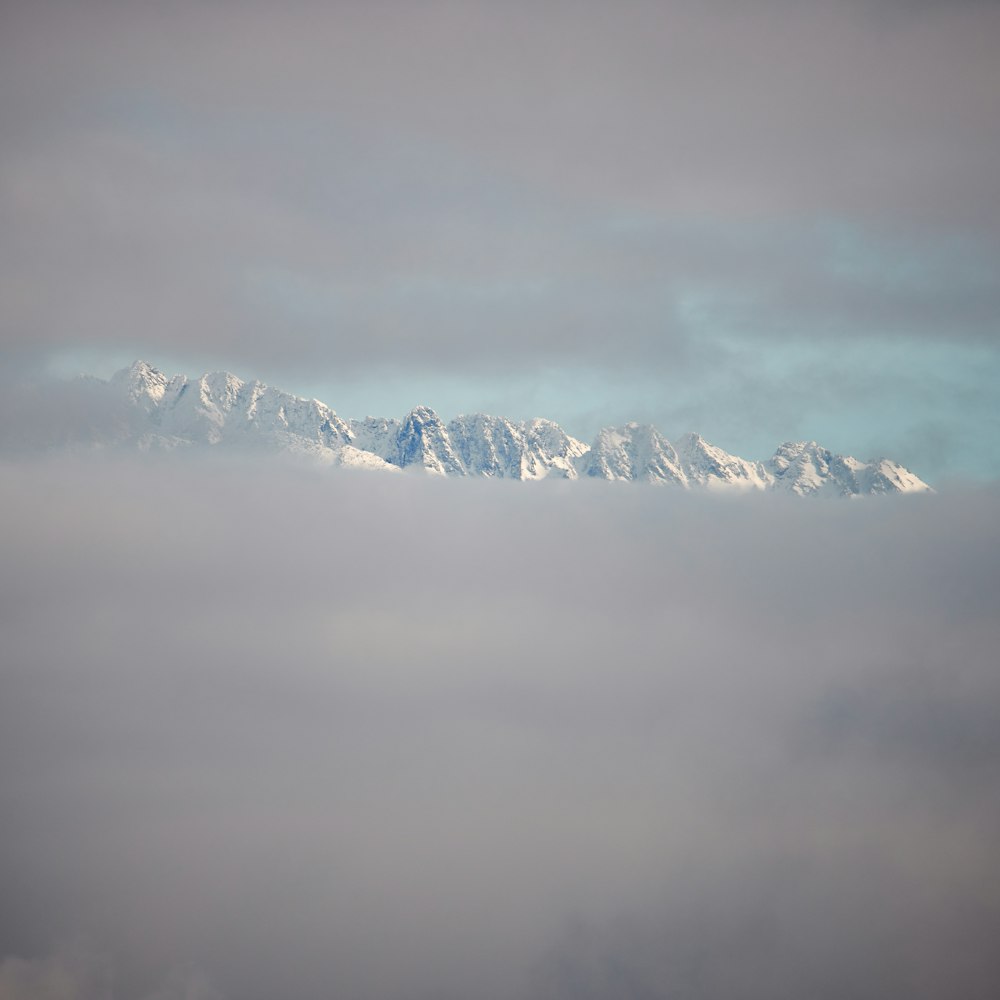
[0,362,933,494]
[1,457,998,999]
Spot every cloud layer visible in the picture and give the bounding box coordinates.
[2,1,999,477]
[2,455,998,998]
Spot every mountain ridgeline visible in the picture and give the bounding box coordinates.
[93,362,931,496]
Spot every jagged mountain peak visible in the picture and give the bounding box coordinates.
[111,359,169,406]
[201,369,246,397]
[765,440,932,496]
[116,359,162,380]
[773,440,831,462]
[581,422,685,484]
[403,403,441,423]
[90,362,931,494]
[394,405,464,475]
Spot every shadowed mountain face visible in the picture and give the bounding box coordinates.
[52,361,931,494]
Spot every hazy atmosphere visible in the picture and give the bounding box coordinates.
[3,460,999,999]
[3,2,1000,998]
[2,0,999,478]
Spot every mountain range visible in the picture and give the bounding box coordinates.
[75,361,931,496]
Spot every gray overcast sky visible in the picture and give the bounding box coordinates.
[4,7,1000,991]
[2,460,999,999]
[2,0,999,480]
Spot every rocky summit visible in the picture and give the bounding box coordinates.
[75,362,932,495]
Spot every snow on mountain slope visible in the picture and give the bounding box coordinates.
[448,414,588,479]
[767,441,930,497]
[675,432,773,491]
[521,419,591,479]
[580,423,688,484]
[89,362,931,493]
[392,406,467,476]
[108,361,353,460]
[448,413,526,478]
[349,415,402,462]
[110,359,168,410]
[861,459,932,495]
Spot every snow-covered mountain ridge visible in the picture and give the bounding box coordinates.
[86,362,931,495]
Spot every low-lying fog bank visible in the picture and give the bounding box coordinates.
[2,457,998,1000]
